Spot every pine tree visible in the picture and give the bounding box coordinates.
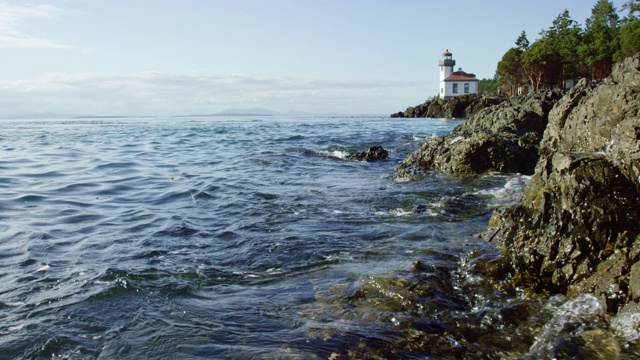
[540,10,584,88]
[580,0,619,79]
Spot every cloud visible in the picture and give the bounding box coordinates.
[0,72,426,115]
[0,1,71,48]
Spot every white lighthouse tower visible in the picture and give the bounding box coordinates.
[438,49,478,100]
[439,49,455,99]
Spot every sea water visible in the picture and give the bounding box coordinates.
[0,116,638,359]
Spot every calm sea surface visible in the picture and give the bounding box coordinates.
[1,116,638,359]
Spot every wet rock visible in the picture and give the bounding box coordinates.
[499,302,537,325]
[489,55,640,312]
[545,327,622,359]
[412,317,450,334]
[413,204,428,214]
[395,90,563,177]
[628,263,640,301]
[351,145,388,162]
[411,259,430,272]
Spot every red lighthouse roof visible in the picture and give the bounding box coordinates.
[444,68,478,82]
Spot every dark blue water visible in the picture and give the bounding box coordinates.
[1,116,636,359]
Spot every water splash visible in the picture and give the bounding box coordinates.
[523,294,622,359]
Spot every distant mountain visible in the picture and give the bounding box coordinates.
[217,108,278,116]
[173,108,277,117]
[72,115,157,119]
[1,109,383,120]
[173,108,357,118]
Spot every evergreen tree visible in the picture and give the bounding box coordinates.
[515,31,530,51]
[478,76,500,95]
[539,10,584,88]
[615,19,640,60]
[580,0,619,79]
[620,0,640,21]
[615,0,640,61]
[494,0,638,96]
[522,39,553,90]
[496,47,526,95]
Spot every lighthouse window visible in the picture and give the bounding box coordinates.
[453,83,458,93]
[464,83,470,93]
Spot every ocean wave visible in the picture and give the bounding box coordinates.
[303,148,353,160]
[473,173,531,207]
[2,116,614,358]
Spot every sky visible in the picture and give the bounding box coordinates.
[0,0,630,116]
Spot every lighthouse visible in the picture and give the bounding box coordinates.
[439,49,478,100]
[439,49,455,86]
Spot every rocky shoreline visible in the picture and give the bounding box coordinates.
[390,94,503,119]
[396,54,640,314]
[394,89,563,177]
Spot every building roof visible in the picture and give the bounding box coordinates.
[444,69,478,82]
[442,49,452,57]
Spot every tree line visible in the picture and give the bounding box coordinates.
[493,0,640,96]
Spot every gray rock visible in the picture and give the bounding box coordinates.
[390,94,502,119]
[394,90,562,177]
[489,55,640,313]
[351,146,388,162]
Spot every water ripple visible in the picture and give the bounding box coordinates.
[0,117,577,358]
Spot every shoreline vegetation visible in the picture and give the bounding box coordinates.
[391,0,640,318]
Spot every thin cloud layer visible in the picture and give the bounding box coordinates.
[0,72,425,116]
[0,1,71,48]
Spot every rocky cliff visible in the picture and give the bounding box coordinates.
[394,54,640,313]
[390,94,502,119]
[394,89,563,177]
[489,55,640,313]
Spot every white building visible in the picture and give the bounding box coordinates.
[439,49,478,100]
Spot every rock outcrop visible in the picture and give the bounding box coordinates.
[394,90,563,178]
[488,55,640,313]
[350,146,388,162]
[390,94,502,119]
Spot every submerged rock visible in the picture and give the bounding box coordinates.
[394,89,563,177]
[351,145,388,162]
[489,55,640,312]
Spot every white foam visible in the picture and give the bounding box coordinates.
[266,268,284,275]
[390,208,412,217]
[474,174,531,205]
[393,176,412,183]
[529,294,606,356]
[313,149,350,159]
[8,324,24,332]
[409,135,432,142]
[606,139,616,153]
[2,301,26,307]
[611,312,640,345]
[329,150,350,159]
